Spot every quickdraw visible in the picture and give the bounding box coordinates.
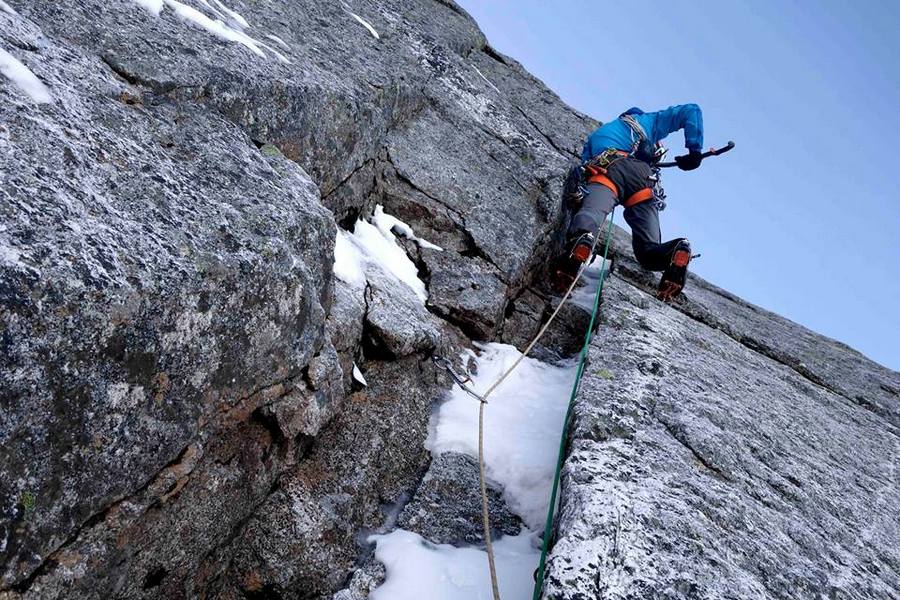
[432,355,487,404]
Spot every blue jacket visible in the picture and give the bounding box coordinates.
[581,104,704,163]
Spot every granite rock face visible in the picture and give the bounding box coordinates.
[0,0,588,596]
[541,241,900,599]
[1,3,336,593]
[397,452,522,546]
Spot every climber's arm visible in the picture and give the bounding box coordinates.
[647,104,704,151]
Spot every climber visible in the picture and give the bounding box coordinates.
[555,104,705,301]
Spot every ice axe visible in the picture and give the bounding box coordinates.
[656,140,735,168]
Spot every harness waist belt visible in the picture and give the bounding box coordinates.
[586,173,618,197]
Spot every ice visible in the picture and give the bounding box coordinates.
[0,0,18,15]
[0,47,53,104]
[372,204,443,251]
[427,343,576,530]
[333,230,367,288]
[369,529,539,600]
[132,0,163,15]
[347,11,380,39]
[352,363,368,387]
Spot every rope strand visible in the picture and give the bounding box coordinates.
[531,214,617,599]
[472,212,617,600]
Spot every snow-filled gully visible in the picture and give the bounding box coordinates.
[370,345,578,600]
[333,204,605,598]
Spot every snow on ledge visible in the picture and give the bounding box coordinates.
[351,219,427,302]
[347,11,380,40]
[372,204,443,251]
[202,0,248,29]
[333,205,438,303]
[426,343,576,530]
[352,363,368,387]
[333,230,367,289]
[132,0,164,15]
[369,529,538,600]
[0,47,53,104]
[0,0,18,15]
[130,0,292,64]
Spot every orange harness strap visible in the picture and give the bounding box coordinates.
[585,172,619,197]
[623,187,653,208]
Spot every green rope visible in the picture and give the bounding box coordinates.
[532,211,616,600]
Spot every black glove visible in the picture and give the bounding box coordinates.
[674,150,703,171]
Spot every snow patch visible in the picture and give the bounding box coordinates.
[369,529,539,600]
[427,343,576,530]
[344,205,430,303]
[0,47,53,104]
[0,0,18,16]
[353,219,427,302]
[333,206,434,302]
[202,0,249,29]
[372,205,443,251]
[333,230,367,288]
[352,363,368,387]
[163,0,264,57]
[131,0,291,63]
[132,0,163,15]
[472,64,501,95]
[347,11,380,39]
[265,34,291,50]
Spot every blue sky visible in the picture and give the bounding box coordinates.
[457,0,900,370]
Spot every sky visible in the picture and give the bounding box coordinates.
[456,0,900,371]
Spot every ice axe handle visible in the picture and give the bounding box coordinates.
[656,141,735,168]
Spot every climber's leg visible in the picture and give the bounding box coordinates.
[569,183,616,241]
[623,199,683,271]
[624,199,693,300]
[551,183,617,292]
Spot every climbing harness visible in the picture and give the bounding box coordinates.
[435,212,617,600]
[530,213,616,600]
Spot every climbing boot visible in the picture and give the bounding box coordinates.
[657,239,692,301]
[569,231,595,264]
[551,232,596,293]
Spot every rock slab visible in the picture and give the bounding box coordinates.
[542,270,900,599]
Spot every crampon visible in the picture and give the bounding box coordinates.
[657,239,692,301]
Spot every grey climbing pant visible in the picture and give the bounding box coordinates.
[569,183,685,273]
[570,183,616,235]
